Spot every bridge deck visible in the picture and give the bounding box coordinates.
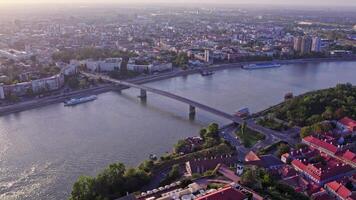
[82,72,243,124]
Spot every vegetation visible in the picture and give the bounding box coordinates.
[52,47,136,63]
[300,121,333,138]
[70,122,234,200]
[69,163,150,200]
[257,117,289,132]
[173,52,189,69]
[199,123,222,149]
[236,126,266,148]
[269,83,356,127]
[258,141,288,156]
[160,164,181,186]
[276,143,290,158]
[241,167,309,200]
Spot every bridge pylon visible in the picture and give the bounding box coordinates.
[189,105,196,118]
[139,89,147,100]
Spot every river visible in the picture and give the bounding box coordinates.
[0,61,355,199]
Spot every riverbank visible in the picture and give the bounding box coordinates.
[1,57,356,116]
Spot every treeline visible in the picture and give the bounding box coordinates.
[52,47,136,63]
[174,123,222,154]
[271,83,356,127]
[241,167,309,200]
[69,163,151,200]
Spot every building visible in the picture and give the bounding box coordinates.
[291,158,354,185]
[245,151,284,170]
[148,63,173,73]
[195,186,248,200]
[3,81,32,97]
[85,58,122,72]
[337,117,356,132]
[204,49,210,63]
[325,180,356,200]
[0,83,5,99]
[312,37,322,52]
[99,58,122,72]
[301,36,312,55]
[293,36,303,52]
[185,154,237,175]
[31,74,64,94]
[302,136,340,155]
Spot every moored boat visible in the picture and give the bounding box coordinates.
[242,63,281,70]
[64,95,97,106]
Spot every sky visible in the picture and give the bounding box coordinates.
[0,0,356,6]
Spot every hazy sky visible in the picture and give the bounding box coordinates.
[0,0,356,6]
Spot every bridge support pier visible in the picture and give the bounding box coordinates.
[140,89,147,100]
[189,105,196,119]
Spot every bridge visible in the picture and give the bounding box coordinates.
[81,71,244,123]
[81,72,296,146]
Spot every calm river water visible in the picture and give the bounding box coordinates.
[0,61,355,199]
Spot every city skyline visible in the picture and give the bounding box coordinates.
[0,0,356,6]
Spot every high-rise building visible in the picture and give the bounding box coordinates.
[293,36,302,52]
[311,37,322,52]
[301,36,312,55]
[0,83,4,99]
[204,49,210,63]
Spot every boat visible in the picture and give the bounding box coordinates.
[200,70,214,76]
[234,107,250,118]
[242,63,281,70]
[64,95,97,106]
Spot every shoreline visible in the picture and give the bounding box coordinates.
[1,57,356,116]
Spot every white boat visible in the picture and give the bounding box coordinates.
[64,95,97,106]
[242,63,281,70]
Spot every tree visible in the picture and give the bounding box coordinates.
[174,140,189,153]
[173,52,188,68]
[67,77,80,89]
[160,164,180,186]
[241,121,247,135]
[206,123,219,137]
[199,128,207,139]
[300,126,312,138]
[69,176,97,200]
[277,144,290,157]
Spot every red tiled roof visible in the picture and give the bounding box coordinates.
[339,117,356,128]
[195,186,246,200]
[245,151,260,162]
[343,150,356,162]
[303,136,338,154]
[291,159,306,171]
[338,185,352,199]
[326,180,354,200]
[326,181,342,191]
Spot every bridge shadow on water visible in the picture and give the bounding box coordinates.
[111,91,206,126]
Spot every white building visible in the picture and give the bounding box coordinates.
[31,74,64,94]
[312,37,322,52]
[0,83,5,99]
[99,58,122,72]
[127,63,150,73]
[148,63,173,73]
[84,58,122,72]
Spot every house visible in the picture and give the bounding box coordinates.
[195,186,248,200]
[245,151,284,170]
[291,157,355,185]
[337,117,356,133]
[325,180,356,200]
[341,150,356,167]
[303,136,340,155]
